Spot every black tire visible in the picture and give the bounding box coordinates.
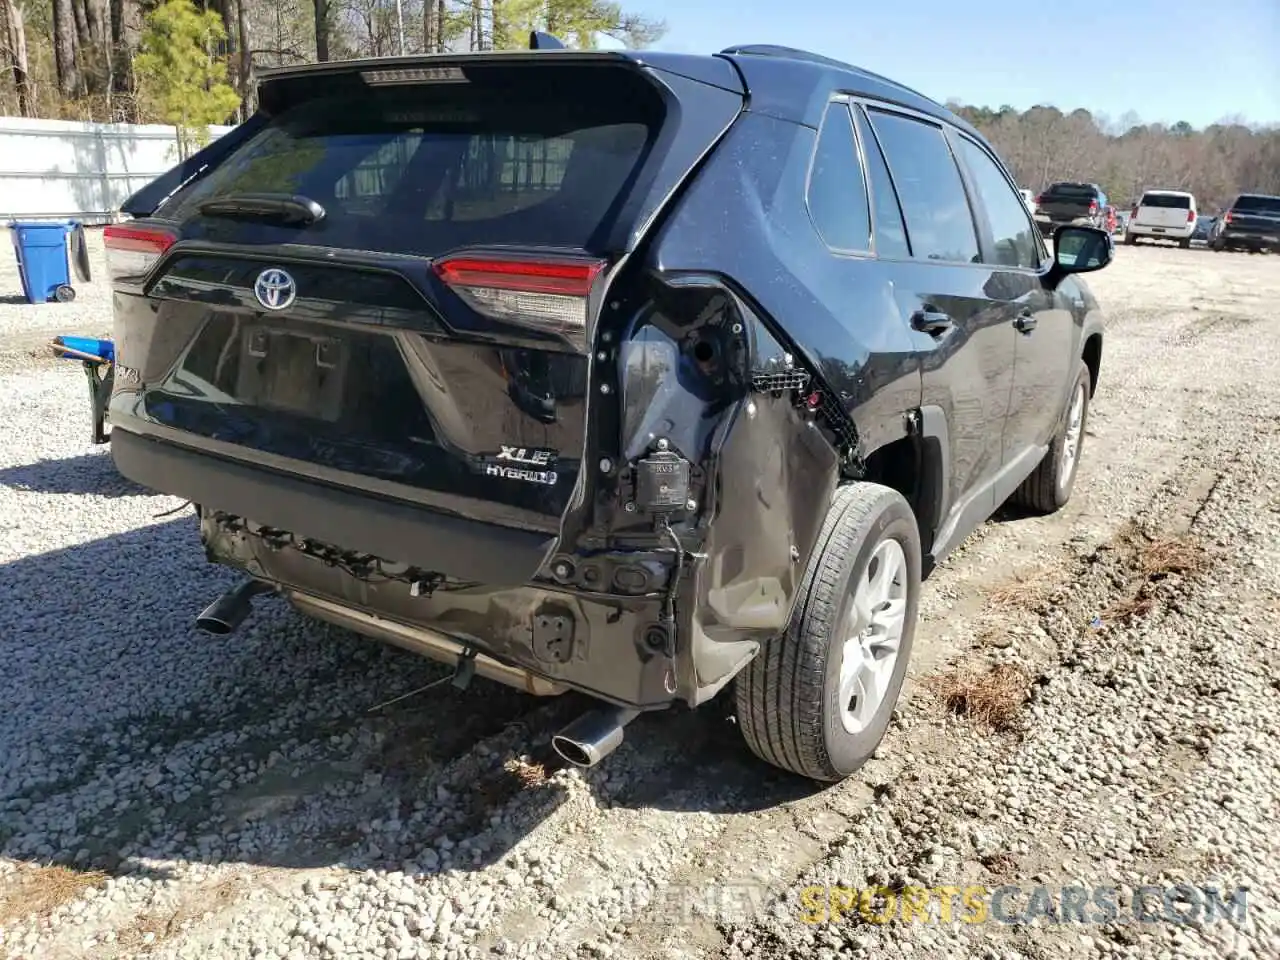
[1010,360,1091,514]
[53,284,76,303]
[1212,238,1226,252]
[734,482,922,782]
[1178,238,1191,250]
[1124,232,1137,246]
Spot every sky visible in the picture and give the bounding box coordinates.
[607,0,1280,129]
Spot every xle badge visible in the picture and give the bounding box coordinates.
[481,446,559,487]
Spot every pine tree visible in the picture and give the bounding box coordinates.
[134,0,241,159]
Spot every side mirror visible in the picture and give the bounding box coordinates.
[1042,225,1112,290]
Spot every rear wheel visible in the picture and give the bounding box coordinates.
[734,482,922,782]
[1010,360,1091,514]
[1124,232,1137,245]
[1212,238,1227,252]
[1178,238,1191,250]
[53,284,76,303]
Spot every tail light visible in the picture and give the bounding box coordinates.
[1186,209,1195,223]
[433,253,608,351]
[1034,194,1044,206]
[1089,200,1098,213]
[103,223,176,281]
[1224,211,1233,224]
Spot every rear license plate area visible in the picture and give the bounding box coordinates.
[236,325,348,422]
[1152,227,1165,233]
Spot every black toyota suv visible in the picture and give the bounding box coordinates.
[1211,193,1280,253]
[107,40,1112,783]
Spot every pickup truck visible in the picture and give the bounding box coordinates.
[1211,194,1280,253]
[1033,182,1109,237]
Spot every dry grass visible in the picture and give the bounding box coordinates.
[927,663,1031,732]
[0,864,107,925]
[1139,535,1209,577]
[505,755,549,788]
[1101,533,1209,624]
[984,565,1062,613]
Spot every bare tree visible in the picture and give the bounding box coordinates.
[1,0,33,115]
[52,0,80,100]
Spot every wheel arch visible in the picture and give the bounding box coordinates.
[856,406,949,564]
[1082,330,1103,396]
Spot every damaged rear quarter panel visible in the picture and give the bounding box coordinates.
[642,109,923,699]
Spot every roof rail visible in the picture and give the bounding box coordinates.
[719,44,850,69]
[718,43,936,106]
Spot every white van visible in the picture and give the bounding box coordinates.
[1125,189,1198,247]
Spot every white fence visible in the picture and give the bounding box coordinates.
[0,116,234,224]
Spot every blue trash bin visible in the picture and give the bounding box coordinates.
[7,219,86,304]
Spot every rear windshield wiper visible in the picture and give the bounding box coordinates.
[196,193,326,225]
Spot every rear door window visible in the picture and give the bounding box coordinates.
[865,108,980,263]
[1140,193,1192,208]
[159,82,659,256]
[807,102,872,253]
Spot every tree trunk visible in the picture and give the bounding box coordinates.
[73,0,107,94]
[236,0,252,116]
[314,0,329,60]
[52,0,80,99]
[108,0,129,98]
[71,0,89,51]
[1,0,33,116]
[434,0,444,51]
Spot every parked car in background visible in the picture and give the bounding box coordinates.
[1211,193,1280,253]
[1033,182,1110,237]
[1125,189,1197,248]
[1019,188,1036,215]
[105,42,1113,784]
[1191,215,1216,245]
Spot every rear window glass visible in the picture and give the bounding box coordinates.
[1140,193,1192,208]
[1233,195,1280,214]
[159,80,660,255]
[1043,184,1097,199]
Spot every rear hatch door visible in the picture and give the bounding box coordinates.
[110,56,744,537]
[1037,183,1097,220]
[1135,192,1192,229]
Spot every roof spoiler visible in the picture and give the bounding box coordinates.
[529,31,566,50]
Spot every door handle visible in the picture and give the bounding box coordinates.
[911,308,954,336]
[1013,312,1038,333]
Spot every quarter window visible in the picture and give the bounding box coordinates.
[807,102,872,253]
[865,109,980,264]
[852,106,911,259]
[955,136,1042,269]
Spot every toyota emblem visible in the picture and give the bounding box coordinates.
[254,267,297,311]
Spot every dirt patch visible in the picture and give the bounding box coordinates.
[1099,525,1211,624]
[114,875,246,951]
[0,864,107,925]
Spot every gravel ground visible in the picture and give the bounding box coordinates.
[0,241,1277,960]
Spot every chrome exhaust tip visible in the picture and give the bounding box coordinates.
[551,706,641,768]
[196,580,272,635]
